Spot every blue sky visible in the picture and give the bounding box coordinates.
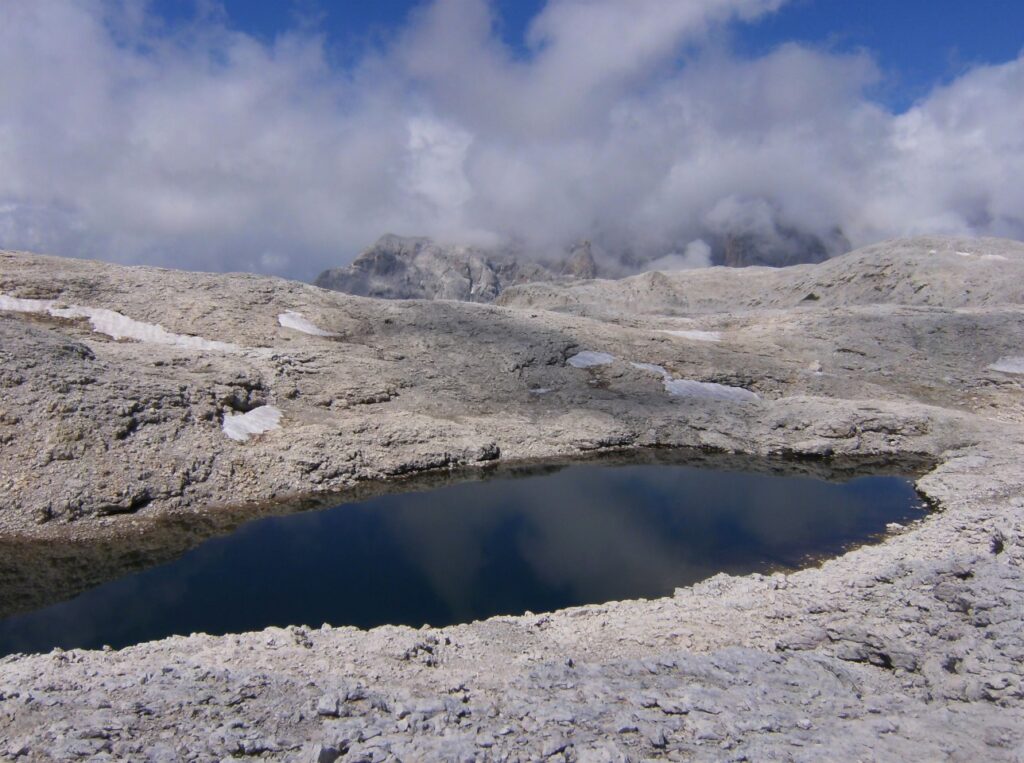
[151,0,1024,112]
[735,0,1024,109]
[150,0,546,59]
[2,1,1022,276]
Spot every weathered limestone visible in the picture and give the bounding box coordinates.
[0,236,1022,760]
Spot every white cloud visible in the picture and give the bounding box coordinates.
[403,116,478,239]
[0,0,1022,280]
[647,240,713,271]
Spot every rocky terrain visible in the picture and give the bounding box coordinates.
[314,235,597,302]
[0,235,1023,760]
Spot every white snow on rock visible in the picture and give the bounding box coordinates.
[630,362,671,379]
[989,357,1024,374]
[222,406,283,442]
[51,306,239,351]
[567,351,615,368]
[956,251,1010,262]
[0,293,238,352]
[278,311,337,337]
[529,387,553,395]
[0,295,53,313]
[663,378,760,402]
[631,362,759,403]
[658,329,722,343]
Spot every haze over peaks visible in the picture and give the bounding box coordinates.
[0,0,1022,279]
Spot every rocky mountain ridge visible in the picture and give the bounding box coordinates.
[314,235,598,303]
[314,228,841,303]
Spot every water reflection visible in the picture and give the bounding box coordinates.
[0,461,926,655]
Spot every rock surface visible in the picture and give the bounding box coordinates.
[1,236,1023,760]
[498,235,1024,317]
[314,235,597,303]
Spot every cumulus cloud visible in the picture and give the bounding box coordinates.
[0,0,1022,279]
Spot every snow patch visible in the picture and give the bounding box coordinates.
[0,295,53,313]
[0,293,238,352]
[630,362,671,379]
[278,311,337,337]
[658,329,722,343]
[632,361,759,403]
[663,378,760,402]
[956,250,1010,263]
[222,406,283,442]
[529,387,553,395]
[51,306,238,351]
[989,357,1024,374]
[568,351,615,368]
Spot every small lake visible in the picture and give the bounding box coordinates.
[0,459,928,656]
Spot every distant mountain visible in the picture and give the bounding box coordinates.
[315,227,847,304]
[314,235,598,303]
[716,225,849,268]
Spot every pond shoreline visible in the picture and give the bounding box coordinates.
[0,450,929,648]
[0,447,935,622]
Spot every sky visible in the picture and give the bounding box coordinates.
[1,0,1022,279]
[150,0,1024,111]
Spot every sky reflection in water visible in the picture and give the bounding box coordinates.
[0,463,926,655]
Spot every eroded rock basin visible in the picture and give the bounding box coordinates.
[1,239,1023,760]
[0,452,929,656]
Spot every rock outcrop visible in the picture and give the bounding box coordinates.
[1,236,1024,760]
[559,239,598,279]
[716,224,835,266]
[314,234,597,303]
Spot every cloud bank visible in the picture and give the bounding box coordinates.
[0,0,1022,279]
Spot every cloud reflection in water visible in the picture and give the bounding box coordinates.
[0,462,925,656]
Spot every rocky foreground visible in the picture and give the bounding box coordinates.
[0,236,1023,760]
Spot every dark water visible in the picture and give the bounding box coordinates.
[0,462,927,656]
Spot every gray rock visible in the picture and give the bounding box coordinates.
[316,695,340,718]
[299,744,342,763]
[0,236,1023,761]
[314,234,598,303]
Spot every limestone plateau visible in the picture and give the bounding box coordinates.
[1,236,1023,760]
